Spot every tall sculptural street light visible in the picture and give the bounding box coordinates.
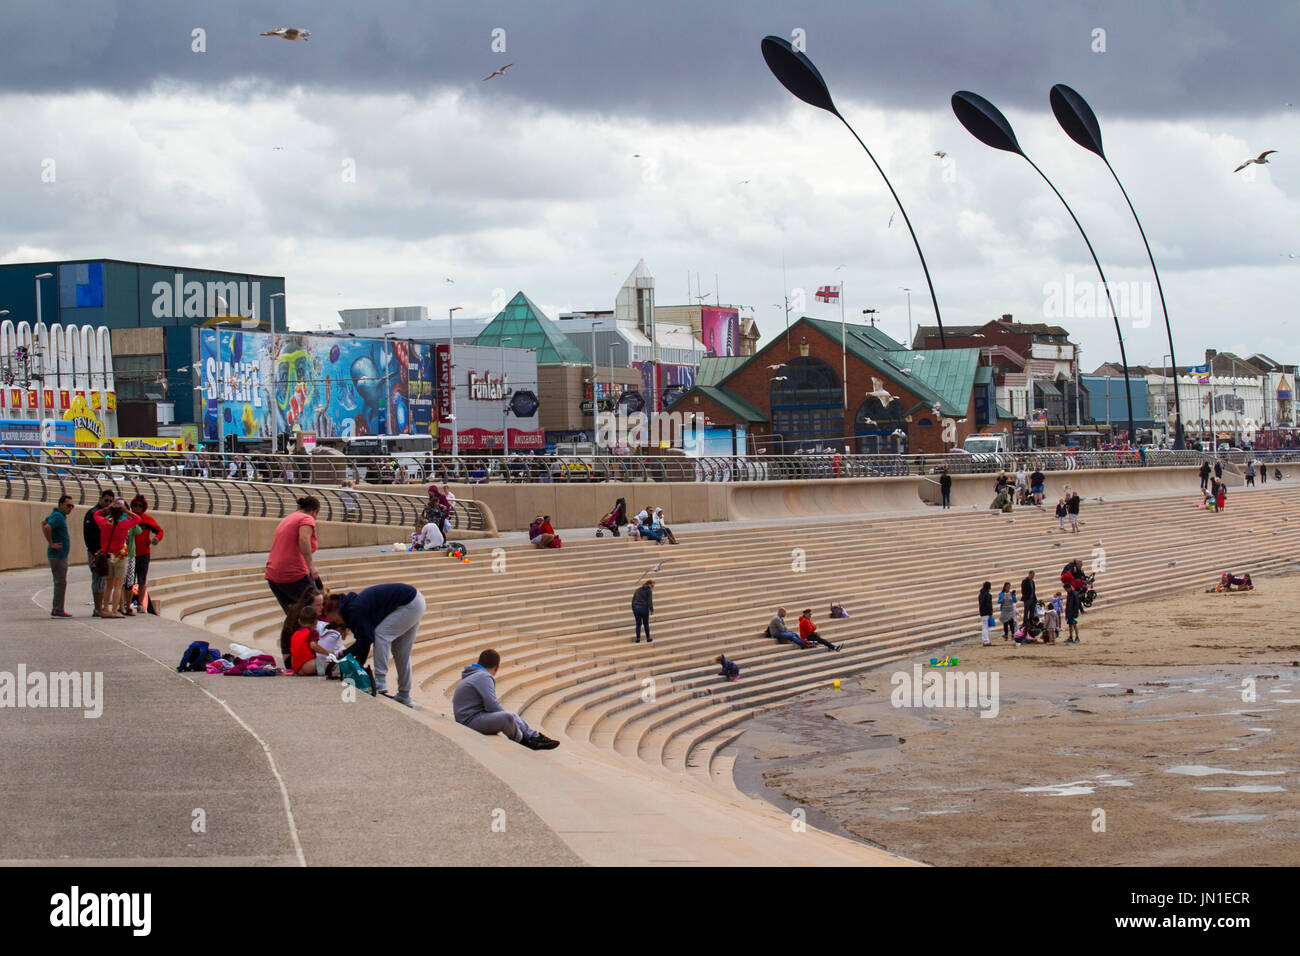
[761,35,947,347]
[34,273,53,449]
[449,306,462,459]
[951,90,1135,444]
[1050,83,1184,449]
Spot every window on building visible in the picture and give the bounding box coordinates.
[854,396,907,454]
[770,356,842,452]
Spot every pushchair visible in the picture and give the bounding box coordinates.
[596,497,629,538]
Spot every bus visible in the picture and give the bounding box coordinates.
[343,434,435,483]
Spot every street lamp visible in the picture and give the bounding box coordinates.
[1161,354,1172,445]
[269,292,285,453]
[449,306,462,458]
[900,288,913,345]
[500,337,512,456]
[211,320,235,454]
[761,36,947,347]
[952,90,1135,445]
[34,273,53,448]
[1051,84,1184,449]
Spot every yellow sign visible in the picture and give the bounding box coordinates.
[63,394,105,447]
[106,437,183,451]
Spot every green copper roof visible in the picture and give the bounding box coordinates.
[473,291,589,365]
[696,355,750,387]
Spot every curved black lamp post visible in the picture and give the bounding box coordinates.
[761,36,946,347]
[951,90,1135,443]
[1050,83,1183,449]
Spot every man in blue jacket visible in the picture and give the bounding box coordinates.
[453,649,559,750]
[324,583,426,707]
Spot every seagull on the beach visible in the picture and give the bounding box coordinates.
[1168,560,1177,566]
[483,63,514,81]
[1234,150,1277,173]
[1096,539,1103,546]
[260,27,310,41]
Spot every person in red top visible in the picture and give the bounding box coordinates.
[289,606,328,675]
[128,495,164,615]
[266,496,322,611]
[538,515,562,549]
[797,608,842,652]
[93,499,141,618]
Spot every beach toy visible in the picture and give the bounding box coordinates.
[461,557,470,564]
[379,549,388,553]
[833,679,841,690]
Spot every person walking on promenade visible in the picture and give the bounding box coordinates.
[128,495,163,615]
[42,495,75,618]
[997,583,1017,640]
[84,489,115,616]
[1067,491,1081,532]
[324,583,425,706]
[453,649,559,750]
[266,496,322,612]
[1020,570,1038,627]
[1030,466,1045,505]
[939,468,952,509]
[1199,461,1211,491]
[978,581,994,646]
[1260,460,1268,484]
[631,579,655,643]
[1214,460,1223,482]
[1055,496,1068,531]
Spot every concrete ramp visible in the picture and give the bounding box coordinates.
[727,477,925,520]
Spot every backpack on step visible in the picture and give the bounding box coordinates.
[336,654,376,696]
[177,640,219,672]
[830,603,850,619]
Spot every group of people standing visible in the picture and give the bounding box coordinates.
[40,489,164,619]
[977,562,1086,647]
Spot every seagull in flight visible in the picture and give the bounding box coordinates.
[1234,150,1277,173]
[867,378,895,403]
[445,277,455,283]
[933,151,947,158]
[887,212,895,228]
[483,63,514,81]
[972,333,985,338]
[738,179,751,185]
[766,364,784,370]
[834,264,848,270]
[260,27,310,41]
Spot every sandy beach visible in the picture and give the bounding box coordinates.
[733,571,1300,866]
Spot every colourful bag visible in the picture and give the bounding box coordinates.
[336,654,376,696]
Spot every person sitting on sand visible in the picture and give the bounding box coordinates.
[1219,572,1254,591]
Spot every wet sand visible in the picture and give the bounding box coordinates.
[732,573,1300,866]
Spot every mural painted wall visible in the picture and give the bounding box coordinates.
[634,361,697,412]
[198,329,434,443]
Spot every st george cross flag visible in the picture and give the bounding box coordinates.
[815,285,841,303]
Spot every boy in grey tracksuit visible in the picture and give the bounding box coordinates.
[453,649,559,751]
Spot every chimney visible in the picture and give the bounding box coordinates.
[1205,348,1217,368]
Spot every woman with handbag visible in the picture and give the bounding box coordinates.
[93,498,141,619]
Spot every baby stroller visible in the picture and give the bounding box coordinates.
[596,497,629,538]
[1014,486,1035,507]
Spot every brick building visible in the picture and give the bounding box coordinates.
[675,317,998,455]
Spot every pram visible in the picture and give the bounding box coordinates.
[596,498,629,538]
[1014,486,1035,507]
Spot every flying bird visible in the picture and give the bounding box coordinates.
[738,179,751,185]
[957,418,967,423]
[271,146,284,151]
[972,333,985,338]
[483,63,514,81]
[887,212,895,228]
[867,378,895,403]
[891,429,906,437]
[445,278,455,283]
[934,151,947,158]
[900,368,912,375]
[914,355,926,361]
[260,27,310,41]
[1283,253,1298,259]
[835,264,848,270]
[766,364,784,370]
[1234,150,1277,173]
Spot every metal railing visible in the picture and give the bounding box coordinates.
[5,444,1299,488]
[0,458,488,532]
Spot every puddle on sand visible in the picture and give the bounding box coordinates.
[921,809,961,815]
[1197,785,1287,793]
[1018,778,1132,797]
[1167,765,1286,777]
[1190,813,1268,823]
[1187,688,1208,693]
[1278,699,1300,704]
[1248,728,1273,733]
[1095,683,1119,688]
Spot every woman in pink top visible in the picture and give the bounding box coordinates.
[266,496,322,611]
[94,498,141,618]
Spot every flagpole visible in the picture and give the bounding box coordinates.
[782,254,790,353]
[840,281,848,411]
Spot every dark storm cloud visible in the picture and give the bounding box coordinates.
[2,0,1296,121]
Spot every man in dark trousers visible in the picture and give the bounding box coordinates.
[1020,570,1037,627]
[1199,461,1211,491]
[1066,490,1081,532]
[631,579,655,643]
[939,468,952,509]
[83,489,115,617]
[1214,459,1223,481]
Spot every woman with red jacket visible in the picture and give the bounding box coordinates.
[129,495,164,614]
[94,498,141,618]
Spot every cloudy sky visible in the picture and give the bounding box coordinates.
[1,0,1296,368]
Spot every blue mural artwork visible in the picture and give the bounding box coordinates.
[199,329,434,443]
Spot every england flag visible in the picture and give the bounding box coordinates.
[815,285,841,303]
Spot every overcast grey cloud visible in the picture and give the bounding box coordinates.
[1,0,1297,367]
